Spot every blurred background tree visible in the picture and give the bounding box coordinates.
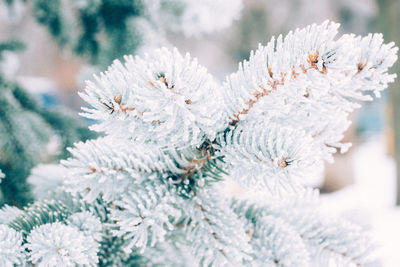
[32,0,144,66]
[0,39,96,206]
[376,0,400,205]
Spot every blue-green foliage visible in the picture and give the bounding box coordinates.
[0,20,396,267]
[32,0,144,66]
[0,41,97,207]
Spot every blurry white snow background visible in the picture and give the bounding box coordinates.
[320,136,400,267]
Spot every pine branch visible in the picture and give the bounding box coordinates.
[1,21,396,266]
[221,21,397,160]
[109,179,181,253]
[233,188,379,266]
[185,188,252,266]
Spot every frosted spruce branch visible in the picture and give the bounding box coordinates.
[0,21,397,266]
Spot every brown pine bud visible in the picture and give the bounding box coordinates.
[268,66,273,77]
[357,61,366,73]
[158,76,167,85]
[308,52,319,64]
[278,157,291,168]
[114,94,121,104]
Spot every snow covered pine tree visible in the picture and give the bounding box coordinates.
[0,21,397,266]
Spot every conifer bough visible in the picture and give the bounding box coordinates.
[0,21,398,266]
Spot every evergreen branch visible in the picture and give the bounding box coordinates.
[109,179,181,254]
[222,21,397,161]
[0,39,25,59]
[233,188,379,266]
[79,48,225,147]
[186,188,252,266]
[1,21,396,266]
[8,199,71,238]
[229,52,328,126]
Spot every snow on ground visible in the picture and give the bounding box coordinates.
[320,136,400,267]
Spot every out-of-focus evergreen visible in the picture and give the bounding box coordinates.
[376,0,400,204]
[0,41,96,207]
[32,0,144,67]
